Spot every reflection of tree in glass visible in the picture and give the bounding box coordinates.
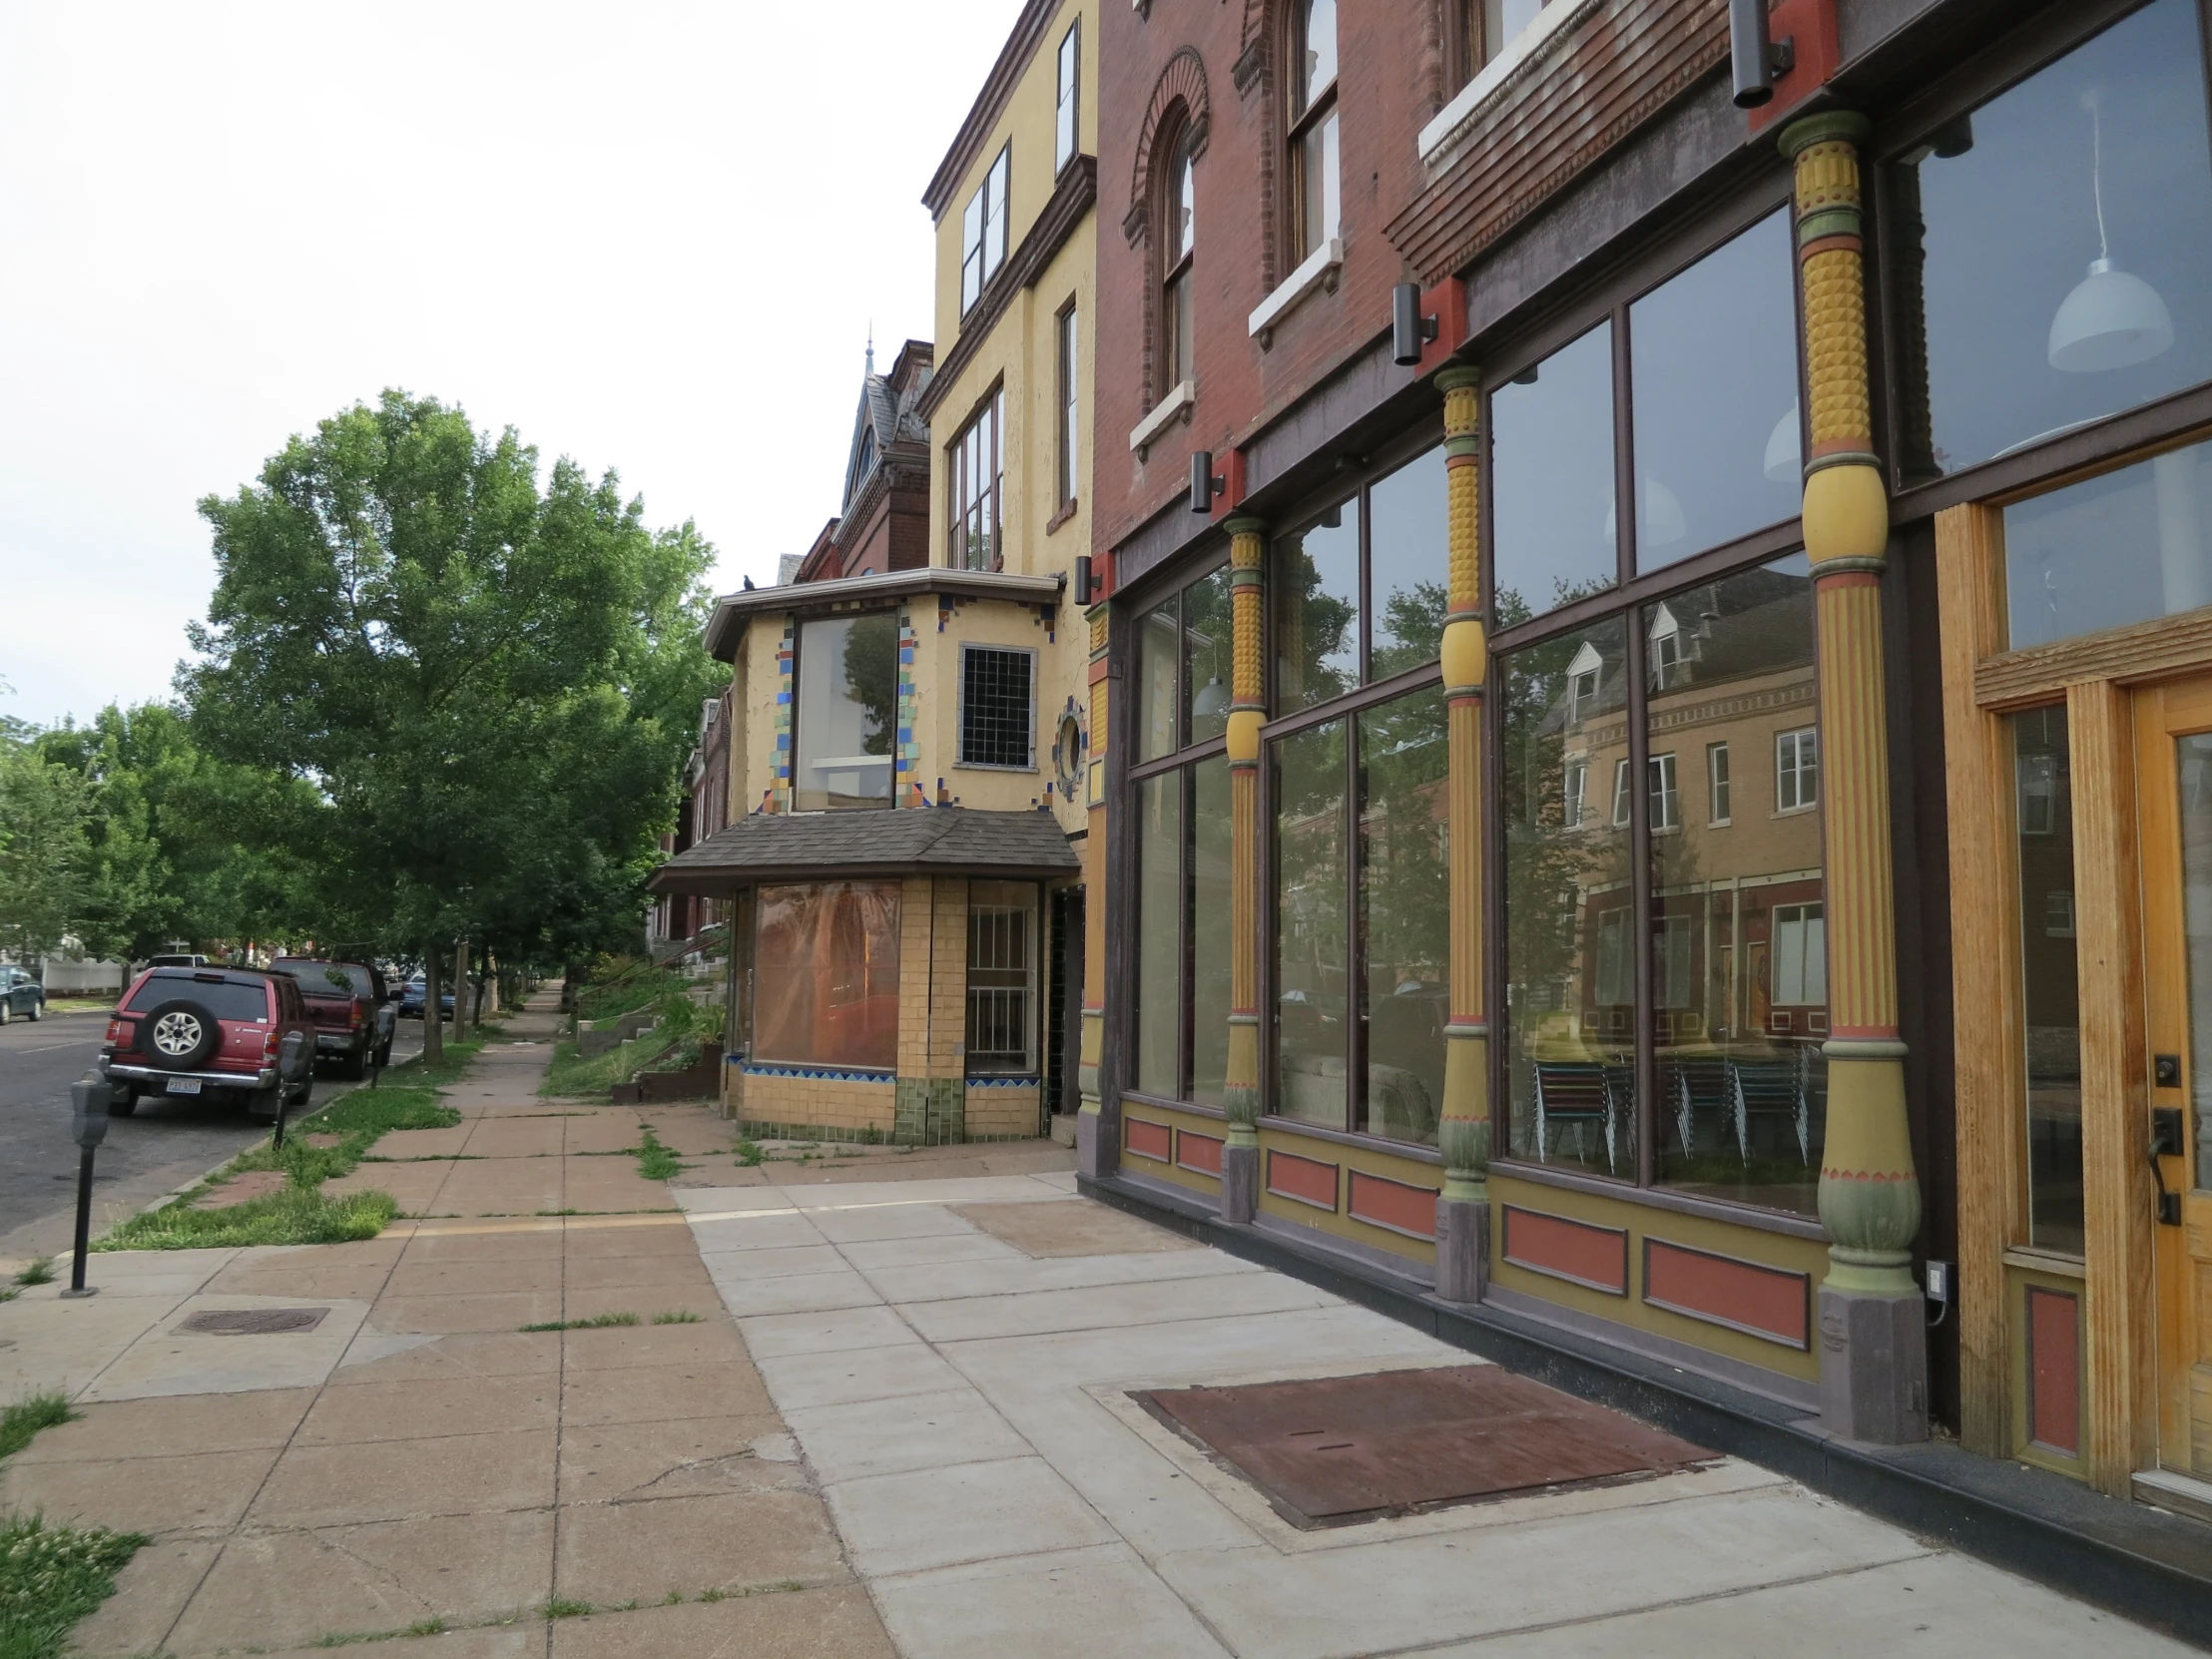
[1276,721,1348,1009]
[1374,581,1447,679]
[1361,688,1448,986]
[1183,569,1235,737]
[843,614,898,758]
[1276,539,1358,706]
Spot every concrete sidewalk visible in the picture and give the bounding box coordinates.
[678,1176,2194,1659]
[0,993,894,1657]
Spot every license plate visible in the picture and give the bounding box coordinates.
[166,1077,203,1096]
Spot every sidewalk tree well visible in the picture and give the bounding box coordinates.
[182,389,727,1055]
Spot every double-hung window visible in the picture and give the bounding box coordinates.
[1056,303,1079,509]
[1161,130,1197,391]
[961,144,1011,314]
[1707,742,1731,825]
[1054,22,1080,174]
[950,389,1004,570]
[1288,0,1341,263]
[1777,727,1819,812]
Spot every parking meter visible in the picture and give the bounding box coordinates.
[370,1004,397,1089]
[62,1074,109,1298]
[274,1028,310,1150]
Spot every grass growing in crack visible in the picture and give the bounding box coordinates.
[0,1394,74,1461]
[651,1311,704,1325]
[519,1312,638,1333]
[734,1138,764,1167]
[543,1598,594,1619]
[12,1261,53,1289]
[311,1616,446,1646]
[632,1126,687,1182]
[95,1070,465,1254]
[0,1512,145,1659]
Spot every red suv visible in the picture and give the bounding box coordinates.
[100,966,314,1121]
[272,958,392,1078]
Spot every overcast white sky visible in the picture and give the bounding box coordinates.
[0,0,1020,730]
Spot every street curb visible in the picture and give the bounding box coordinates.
[1080,1170,2212,1652]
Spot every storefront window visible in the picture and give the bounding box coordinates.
[1276,498,1361,710]
[753,881,900,1069]
[1492,322,1616,618]
[794,615,897,811]
[1356,687,1449,1144]
[1184,568,1236,745]
[1891,0,2212,484]
[1370,446,1451,677]
[1274,444,1451,710]
[2003,436,2212,649]
[1628,211,1801,571]
[966,880,1038,1075]
[1274,719,1350,1127]
[1647,559,1827,1215]
[1191,757,1235,1107]
[1501,616,1632,1179]
[1137,599,1181,762]
[1134,772,1181,1095]
[2012,707,2083,1257]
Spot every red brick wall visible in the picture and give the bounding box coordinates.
[1093,0,1442,556]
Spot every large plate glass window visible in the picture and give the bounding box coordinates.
[794,614,896,811]
[1888,0,2212,487]
[1490,210,1800,623]
[753,882,900,1070]
[1497,554,1828,1214]
[1130,564,1235,1107]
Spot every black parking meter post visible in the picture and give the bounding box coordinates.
[62,1074,110,1300]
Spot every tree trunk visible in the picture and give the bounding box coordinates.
[452,935,470,1042]
[421,942,445,1067]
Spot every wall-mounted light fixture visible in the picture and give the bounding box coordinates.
[1729,0,1795,109]
[1190,451,1225,515]
[1074,555,1094,606]
[1391,282,1439,366]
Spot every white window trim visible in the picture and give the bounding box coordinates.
[1130,377,1196,455]
[1417,0,1602,168]
[1776,726,1820,816]
[1248,236,1344,342]
[1707,742,1732,827]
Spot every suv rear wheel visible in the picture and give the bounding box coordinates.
[138,1000,223,1070]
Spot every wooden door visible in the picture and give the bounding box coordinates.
[2137,676,2212,1477]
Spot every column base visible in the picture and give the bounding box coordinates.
[1433,1198,1489,1304]
[1220,1144,1259,1225]
[1817,1285,1930,1444]
[1076,1107,1116,1180]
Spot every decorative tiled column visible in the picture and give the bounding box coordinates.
[1433,365,1491,1301]
[1221,515,1269,1223]
[1077,605,1114,1177]
[1783,111,1928,1443]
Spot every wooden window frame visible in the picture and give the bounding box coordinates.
[1286,0,1341,268]
[947,385,1005,572]
[1055,299,1080,511]
[961,143,1012,317]
[1055,20,1081,176]
[1160,126,1197,393]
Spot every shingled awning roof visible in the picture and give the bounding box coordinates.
[649,808,1082,895]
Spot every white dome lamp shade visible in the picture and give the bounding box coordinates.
[1191,676,1232,722]
[2049,89,2176,375]
[1604,478,1688,549]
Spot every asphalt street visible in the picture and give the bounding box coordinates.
[0,1004,424,1270]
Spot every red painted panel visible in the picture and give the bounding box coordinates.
[1125,1117,1173,1163]
[1644,1240,1810,1349]
[2026,1287,2082,1456]
[1267,1150,1339,1211]
[1177,1130,1224,1175]
[1347,1170,1437,1239]
[1501,1207,1629,1295]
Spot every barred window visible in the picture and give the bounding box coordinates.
[960,645,1034,769]
[966,880,1037,1073]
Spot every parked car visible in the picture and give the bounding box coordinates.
[272,957,391,1078]
[98,965,314,1121]
[0,966,44,1024]
[146,953,209,968]
[396,973,455,1019]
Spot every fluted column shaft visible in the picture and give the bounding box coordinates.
[1785,109,1926,1441]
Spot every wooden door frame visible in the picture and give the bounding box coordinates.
[1936,499,2163,1493]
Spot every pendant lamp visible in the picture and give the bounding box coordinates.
[2049,89,2174,373]
[1191,676,1232,722]
[1764,405,1802,483]
[1604,478,1687,548]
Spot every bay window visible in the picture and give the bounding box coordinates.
[794,613,896,811]
[752,882,900,1070]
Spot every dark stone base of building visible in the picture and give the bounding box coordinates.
[1083,1172,2212,1652]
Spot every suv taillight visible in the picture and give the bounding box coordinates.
[264,1028,280,1059]
[349,996,366,1029]
[106,1018,130,1046]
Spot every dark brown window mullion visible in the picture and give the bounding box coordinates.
[1347,705,1368,1135]
[1479,394,1509,1158]
[1357,478,1374,684]
[1180,762,1197,1100]
[1615,304,1656,1187]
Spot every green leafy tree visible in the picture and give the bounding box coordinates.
[0,735,92,962]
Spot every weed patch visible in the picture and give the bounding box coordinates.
[97,1186,398,1252]
[312,1616,446,1646]
[651,1311,704,1325]
[12,1262,53,1290]
[0,1394,74,1461]
[519,1312,638,1333]
[632,1126,686,1182]
[0,1512,144,1659]
[543,1598,594,1619]
[735,1138,764,1167]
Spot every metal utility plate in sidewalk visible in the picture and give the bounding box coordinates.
[1135,1364,1716,1528]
